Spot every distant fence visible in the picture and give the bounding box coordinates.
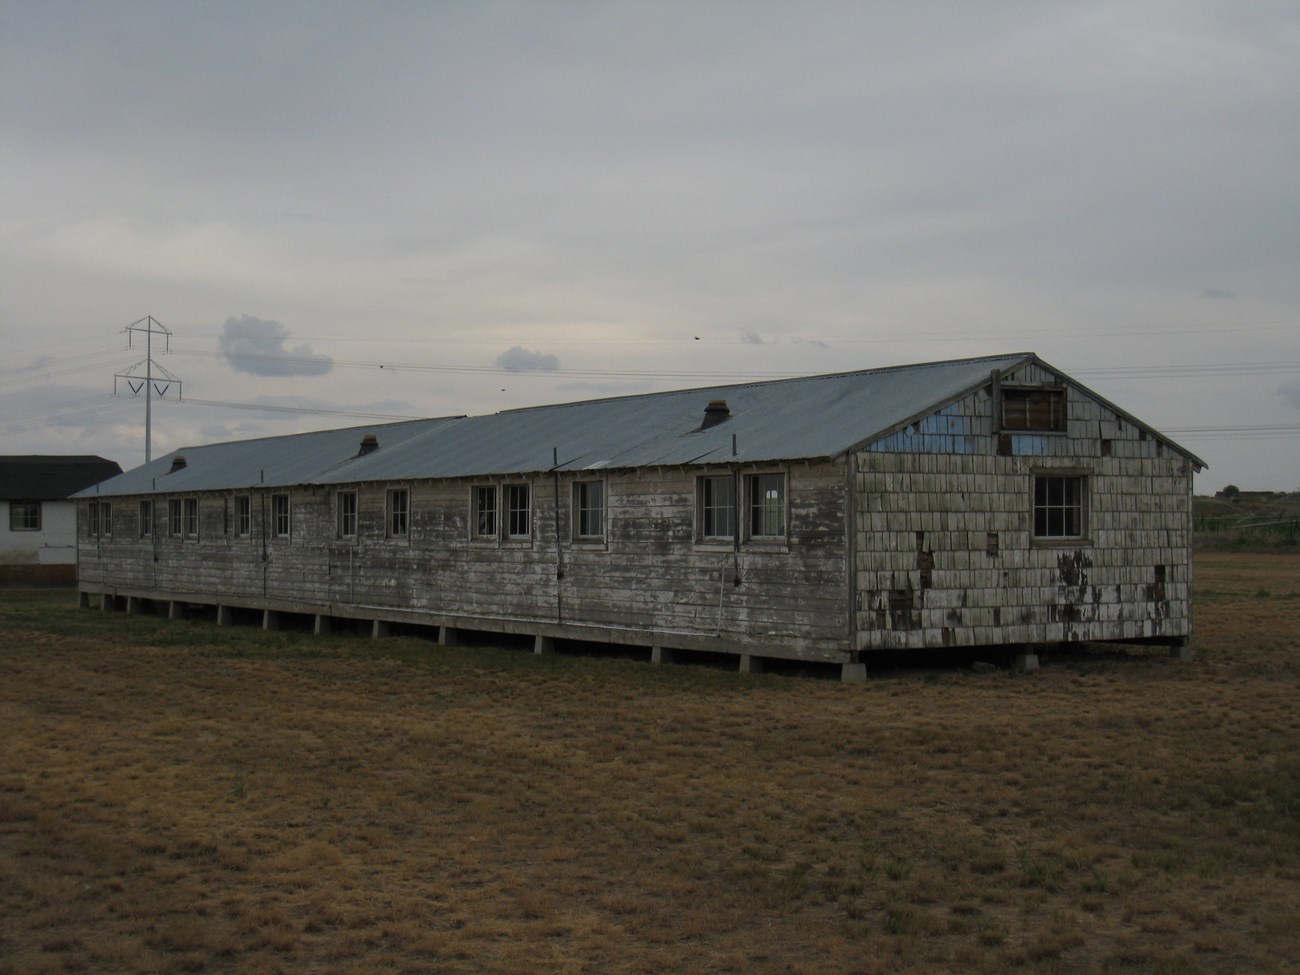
[1194,516,1300,543]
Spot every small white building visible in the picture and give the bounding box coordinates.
[1,455,122,586]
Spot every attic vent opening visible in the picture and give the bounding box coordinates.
[701,400,731,430]
[168,455,187,473]
[358,434,379,456]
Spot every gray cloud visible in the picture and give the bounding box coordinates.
[218,315,333,377]
[739,331,765,345]
[1201,287,1237,300]
[495,346,560,372]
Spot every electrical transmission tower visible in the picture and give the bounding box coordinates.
[114,316,182,463]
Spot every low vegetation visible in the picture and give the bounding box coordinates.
[2,554,1298,974]
[1194,492,1300,550]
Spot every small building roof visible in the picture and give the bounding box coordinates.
[75,353,1205,498]
[0,455,123,501]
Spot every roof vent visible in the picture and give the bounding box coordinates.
[358,433,379,456]
[168,455,187,473]
[701,399,731,430]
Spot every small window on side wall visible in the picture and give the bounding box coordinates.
[338,491,357,538]
[1033,474,1086,540]
[698,475,736,541]
[472,485,497,539]
[100,501,113,536]
[746,473,786,539]
[272,494,291,538]
[184,498,199,538]
[236,496,251,537]
[168,499,182,536]
[139,500,153,538]
[387,489,409,537]
[574,481,604,539]
[506,484,531,539]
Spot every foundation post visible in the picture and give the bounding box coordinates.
[534,635,555,655]
[262,610,280,632]
[1015,652,1040,673]
[99,593,113,612]
[314,614,331,637]
[126,596,141,615]
[372,620,390,639]
[78,591,90,609]
[841,662,868,683]
[168,600,184,621]
[439,626,459,647]
[651,646,674,665]
[739,654,764,675]
[1169,642,1194,662]
[216,605,233,626]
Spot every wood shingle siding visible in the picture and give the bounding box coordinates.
[74,354,1202,667]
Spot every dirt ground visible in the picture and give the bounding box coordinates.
[1,553,1297,974]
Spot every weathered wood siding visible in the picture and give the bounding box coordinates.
[855,363,1194,650]
[78,462,851,660]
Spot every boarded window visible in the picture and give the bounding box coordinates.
[698,475,736,541]
[1033,475,1086,539]
[387,489,408,537]
[139,500,153,538]
[472,485,497,539]
[338,491,358,538]
[9,501,40,531]
[747,473,786,539]
[506,484,530,538]
[1002,387,1065,432]
[574,481,604,539]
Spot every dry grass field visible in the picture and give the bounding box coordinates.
[2,553,1297,974]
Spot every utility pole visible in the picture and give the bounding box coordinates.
[115,316,182,463]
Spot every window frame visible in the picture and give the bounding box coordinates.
[471,484,498,540]
[1001,386,1066,433]
[139,499,153,538]
[99,501,112,537]
[236,495,251,537]
[184,497,199,538]
[1031,471,1089,543]
[9,500,41,532]
[386,488,409,539]
[573,480,605,541]
[168,498,182,536]
[505,483,531,540]
[272,493,291,539]
[697,474,737,543]
[745,471,787,541]
[337,490,358,539]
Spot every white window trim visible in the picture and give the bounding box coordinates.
[386,487,410,540]
[1030,469,1091,546]
[744,470,788,543]
[470,484,499,542]
[337,490,358,539]
[572,479,607,543]
[504,482,532,542]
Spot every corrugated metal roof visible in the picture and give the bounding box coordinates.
[75,353,1203,498]
[0,455,123,500]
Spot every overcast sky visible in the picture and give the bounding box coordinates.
[2,0,1297,489]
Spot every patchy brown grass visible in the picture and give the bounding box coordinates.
[1,553,1297,974]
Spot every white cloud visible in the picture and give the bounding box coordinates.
[495,347,560,372]
[218,315,333,377]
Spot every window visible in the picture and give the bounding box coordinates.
[698,475,736,541]
[9,501,40,531]
[747,473,786,538]
[236,496,251,536]
[88,501,99,537]
[1033,474,1086,539]
[472,485,497,539]
[1002,387,1065,432]
[387,489,409,537]
[574,481,604,539]
[168,499,182,536]
[338,491,358,537]
[506,484,531,539]
[184,498,199,537]
[139,500,153,538]
[272,494,291,538]
[100,502,113,536]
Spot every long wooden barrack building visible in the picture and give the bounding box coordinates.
[75,353,1205,678]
